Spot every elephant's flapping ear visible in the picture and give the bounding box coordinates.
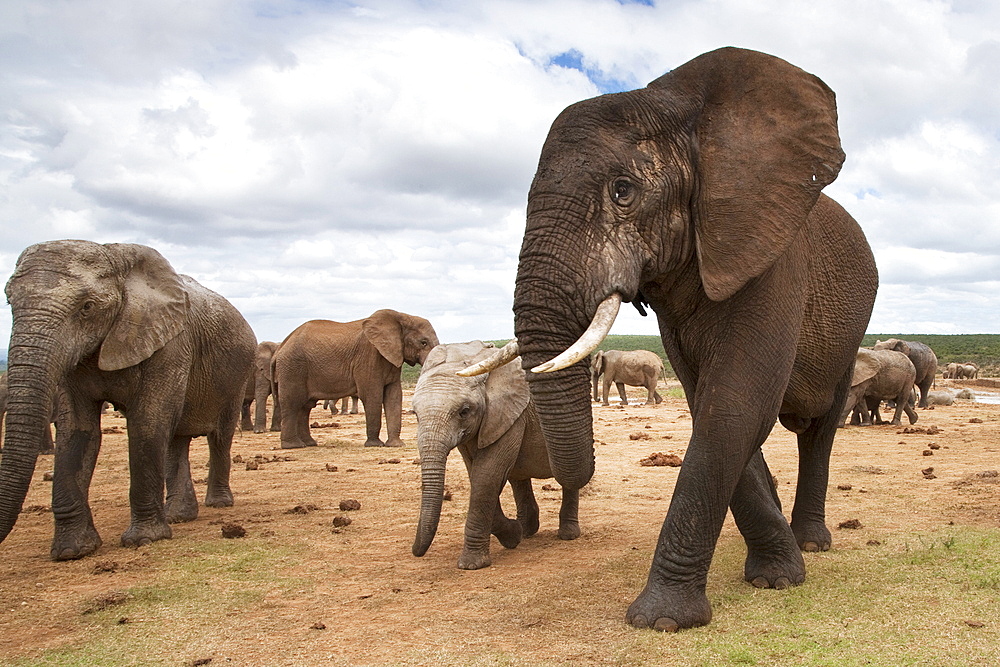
[851,349,881,387]
[478,355,531,449]
[363,309,405,367]
[592,350,605,375]
[98,244,189,371]
[648,47,844,301]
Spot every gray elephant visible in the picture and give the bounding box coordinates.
[272,310,438,449]
[872,339,937,408]
[924,390,955,406]
[840,348,918,426]
[959,363,980,379]
[323,396,359,415]
[412,341,579,570]
[467,47,877,631]
[241,341,280,433]
[0,241,256,560]
[591,349,664,406]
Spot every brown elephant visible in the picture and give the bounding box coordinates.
[272,310,438,449]
[0,241,256,560]
[241,341,280,433]
[412,341,579,570]
[466,47,877,631]
[591,349,664,406]
[840,348,918,426]
[871,339,937,408]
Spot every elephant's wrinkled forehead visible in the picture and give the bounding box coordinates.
[7,240,118,298]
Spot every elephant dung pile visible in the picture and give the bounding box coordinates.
[639,452,683,467]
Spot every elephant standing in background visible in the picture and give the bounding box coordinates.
[470,48,877,630]
[872,339,937,408]
[272,310,438,449]
[0,241,255,560]
[412,341,579,570]
[959,363,980,379]
[840,349,917,426]
[591,349,664,406]
[241,341,280,433]
[323,396,359,415]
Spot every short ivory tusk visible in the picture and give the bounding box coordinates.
[455,339,520,377]
[531,293,621,373]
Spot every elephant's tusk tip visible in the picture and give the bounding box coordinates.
[531,362,556,373]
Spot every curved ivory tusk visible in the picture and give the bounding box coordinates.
[532,293,621,373]
[455,339,520,377]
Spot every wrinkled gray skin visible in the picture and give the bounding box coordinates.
[411,341,579,570]
[512,48,877,630]
[323,396,359,415]
[840,349,917,426]
[591,349,664,406]
[272,311,438,449]
[0,240,256,560]
[242,341,280,433]
[0,372,58,453]
[872,339,937,408]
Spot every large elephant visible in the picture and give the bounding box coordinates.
[0,241,256,560]
[469,48,878,631]
[412,341,579,570]
[591,349,664,406]
[872,339,937,408]
[241,341,280,433]
[840,348,917,426]
[272,310,438,449]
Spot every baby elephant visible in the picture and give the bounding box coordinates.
[411,341,580,570]
[840,348,918,426]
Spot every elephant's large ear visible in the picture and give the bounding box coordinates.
[363,310,404,367]
[851,350,880,386]
[648,47,844,301]
[593,350,604,374]
[99,244,189,371]
[478,355,531,449]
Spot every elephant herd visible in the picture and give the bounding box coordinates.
[1,48,989,633]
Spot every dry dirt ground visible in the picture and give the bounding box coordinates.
[0,379,998,665]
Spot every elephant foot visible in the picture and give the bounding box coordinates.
[383,437,405,448]
[744,544,806,589]
[50,524,103,561]
[458,548,492,570]
[281,440,317,449]
[558,520,581,541]
[626,583,712,632]
[364,438,387,447]
[121,519,173,549]
[494,518,523,550]
[253,427,266,434]
[517,512,540,538]
[791,520,832,553]
[204,486,235,508]
[165,494,200,523]
[269,426,281,432]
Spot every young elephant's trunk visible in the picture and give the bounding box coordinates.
[412,446,449,557]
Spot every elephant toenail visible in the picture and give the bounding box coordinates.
[750,576,769,588]
[653,617,680,632]
[774,577,790,589]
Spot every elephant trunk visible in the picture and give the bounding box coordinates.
[0,322,67,543]
[412,445,449,557]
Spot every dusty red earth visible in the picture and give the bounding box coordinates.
[0,378,997,665]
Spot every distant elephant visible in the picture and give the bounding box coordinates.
[591,349,663,406]
[272,310,438,449]
[412,341,579,570]
[323,396,359,415]
[840,348,917,426]
[959,363,979,379]
[241,341,280,433]
[468,47,878,630]
[923,390,955,406]
[872,339,938,408]
[0,241,256,560]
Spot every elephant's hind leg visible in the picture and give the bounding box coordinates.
[510,479,540,537]
[732,449,804,589]
[205,425,236,508]
[165,435,200,522]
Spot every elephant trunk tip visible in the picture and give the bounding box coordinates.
[412,538,431,557]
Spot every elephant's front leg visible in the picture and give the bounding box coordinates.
[120,416,176,548]
[510,478,539,537]
[459,457,520,569]
[557,486,581,540]
[50,399,104,560]
[381,380,405,448]
[165,436,199,523]
[616,382,629,406]
[732,449,805,587]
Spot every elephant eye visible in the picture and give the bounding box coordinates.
[611,179,635,207]
[80,300,96,316]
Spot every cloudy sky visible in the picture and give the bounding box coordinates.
[2,0,998,348]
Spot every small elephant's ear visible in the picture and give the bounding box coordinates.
[362,309,404,367]
[851,349,880,386]
[592,350,604,373]
[891,339,910,355]
[648,47,844,301]
[478,355,531,449]
[99,244,189,371]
